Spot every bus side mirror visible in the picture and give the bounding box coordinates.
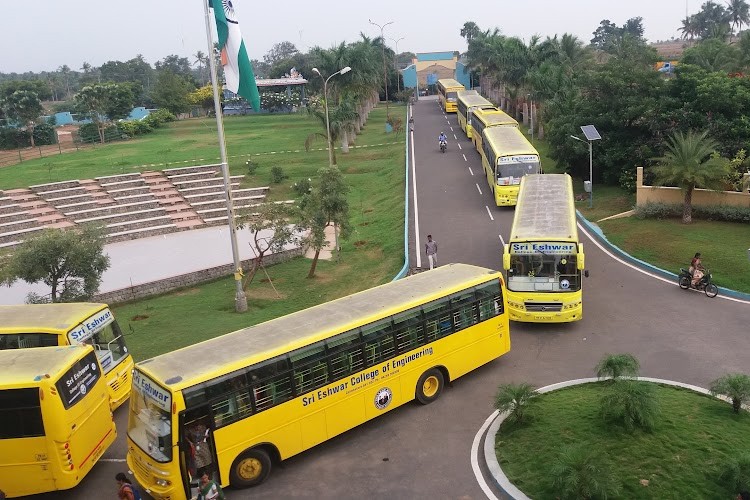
[502,244,510,270]
[577,243,585,270]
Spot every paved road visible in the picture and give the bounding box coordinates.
[41,97,749,500]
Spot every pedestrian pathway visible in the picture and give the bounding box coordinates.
[0,224,304,305]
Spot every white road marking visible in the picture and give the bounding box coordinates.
[464,155,469,163]
[450,126,454,132]
[411,113,422,269]
[471,410,502,500]
[578,222,750,304]
[454,134,458,140]
[485,205,494,221]
[498,234,505,246]
[457,143,462,150]
[99,458,127,463]
[475,183,483,195]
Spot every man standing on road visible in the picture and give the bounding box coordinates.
[425,234,438,270]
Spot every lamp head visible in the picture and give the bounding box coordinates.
[340,66,351,75]
[312,67,321,76]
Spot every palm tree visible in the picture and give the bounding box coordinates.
[600,380,660,431]
[710,373,750,413]
[726,0,750,33]
[651,130,731,223]
[595,353,640,381]
[718,452,750,493]
[193,50,208,85]
[550,445,621,500]
[494,383,537,424]
[680,16,699,40]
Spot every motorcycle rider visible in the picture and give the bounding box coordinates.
[689,252,705,287]
[438,131,447,149]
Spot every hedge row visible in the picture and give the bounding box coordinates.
[0,124,56,149]
[635,202,750,223]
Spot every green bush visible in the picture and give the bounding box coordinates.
[143,109,176,128]
[0,127,25,149]
[550,445,621,500]
[32,123,56,145]
[600,380,660,432]
[494,383,538,424]
[635,202,750,223]
[77,123,121,144]
[117,120,153,138]
[717,452,750,494]
[245,159,258,175]
[618,168,638,193]
[292,177,312,196]
[270,166,287,184]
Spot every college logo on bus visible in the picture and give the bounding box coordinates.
[374,387,393,410]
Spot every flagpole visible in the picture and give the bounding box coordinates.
[203,0,248,312]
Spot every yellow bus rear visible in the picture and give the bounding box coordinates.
[502,174,586,322]
[127,263,510,499]
[0,303,134,410]
[471,108,518,156]
[0,345,116,498]
[479,127,541,206]
[437,78,467,113]
[456,92,496,139]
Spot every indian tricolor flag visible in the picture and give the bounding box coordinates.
[211,0,260,111]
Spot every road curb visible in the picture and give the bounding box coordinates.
[576,211,750,301]
[481,377,721,499]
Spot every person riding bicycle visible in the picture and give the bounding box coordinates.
[689,252,705,287]
[438,132,447,146]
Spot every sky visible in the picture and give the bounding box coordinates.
[1,0,698,74]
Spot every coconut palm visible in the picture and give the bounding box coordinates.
[494,383,537,424]
[680,16,700,40]
[651,130,731,223]
[710,373,750,413]
[718,452,750,493]
[550,445,621,500]
[193,50,208,85]
[595,353,640,381]
[726,0,750,33]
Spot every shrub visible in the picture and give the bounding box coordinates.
[386,115,403,133]
[292,178,312,196]
[710,373,750,414]
[595,353,640,381]
[270,166,287,184]
[143,108,176,128]
[618,168,638,193]
[32,123,56,145]
[635,202,750,223]
[600,380,660,432]
[245,159,258,175]
[494,383,538,424]
[117,120,153,138]
[550,445,621,500]
[634,202,681,220]
[77,122,121,144]
[717,452,750,494]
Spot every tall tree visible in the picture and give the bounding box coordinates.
[726,0,750,33]
[73,83,134,143]
[151,70,193,115]
[193,50,208,86]
[0,226,110,303]
[263,41,300,67]
[650,130,731,223]
[155,54,195,84]
[460,21,481,45]
[1,90,43,146]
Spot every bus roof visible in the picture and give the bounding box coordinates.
[457,89,478,97]
[0,345,91,387]
[0,303,107,334]
[484,127,538,157]
[457,94,495,108]
[437,79,465,90]
[474,108,518,127]
[511,174,577,241]
[138,264,502,390]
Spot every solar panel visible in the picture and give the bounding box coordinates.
[580,125,601,141]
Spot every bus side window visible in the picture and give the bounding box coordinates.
[423,299,453,341]
[361,319,395,367]
[476,282,504,320]
[249,357,293,412]
[392,310,424,354]
[290,343,329,395]
[326,330,363,380]
[206,371,251,428]
[0,388,44,438]
[451,292,478,331]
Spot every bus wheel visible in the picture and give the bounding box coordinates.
[416,368,444,405]
[230,448,272,488]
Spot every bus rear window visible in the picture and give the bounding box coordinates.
[0,333,58,350]
[55,352,101,409]
[0,388,44,439]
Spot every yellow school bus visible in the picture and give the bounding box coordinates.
[0,303,134,410]
[471,107,519,156]
[127,264,510,499]
[436,78,467,112]
[0,345,117,497]
[457,92,496,139]
[503,174,586,322]
[479,126,542,206]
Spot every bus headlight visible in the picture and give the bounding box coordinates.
[155,478,171,487]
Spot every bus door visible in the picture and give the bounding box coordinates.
[0,388,55,497]
[180,410,219,498]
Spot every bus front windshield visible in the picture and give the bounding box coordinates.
[446,91,458,101]
[128,369,173,462]
[496,158,540,186]
[507,253,580,292]
[69,316,128,374]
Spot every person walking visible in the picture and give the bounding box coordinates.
[115,473,140,500]
[197,470,225,500]
[425,234,438,270]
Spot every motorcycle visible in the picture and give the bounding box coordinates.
[439,139,447,153]
[678,268,719,297]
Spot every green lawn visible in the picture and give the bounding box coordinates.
[105,105,407,360]
[497,382,750,499]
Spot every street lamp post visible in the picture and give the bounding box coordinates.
[390,36,404,93]
[369,18,394,118]
[312,66,351,168]
[570,125,601,209]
